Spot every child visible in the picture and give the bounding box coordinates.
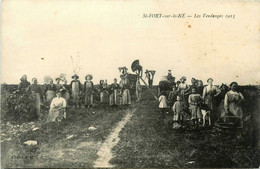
[159,91,168,120]
[188,87,203,128]
[168,85,178,108]
[172,95,185,129]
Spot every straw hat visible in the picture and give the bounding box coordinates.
[72,74,79,79]
[85,74,93,80]
[180,76,187,81]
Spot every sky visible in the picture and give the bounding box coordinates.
[1,0,260,85]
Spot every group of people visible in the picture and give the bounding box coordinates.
[158,75,244,129]
[17,73,137,122]
[16,71,245,126]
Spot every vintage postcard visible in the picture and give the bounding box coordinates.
[1,0,260,168]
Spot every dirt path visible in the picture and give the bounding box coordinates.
[1,106,130,168]
[93,108,137,168]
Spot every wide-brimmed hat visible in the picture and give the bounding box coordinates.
[180,76,186,81]
[72,74,79,79]
[85,74,93,80]
[207,78,213,82]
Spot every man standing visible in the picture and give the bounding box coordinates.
[145,70,156,88]
[70,74,82,108]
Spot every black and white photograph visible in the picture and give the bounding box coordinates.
[1,0,260,168]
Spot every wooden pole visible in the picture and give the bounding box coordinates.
[138,75,158,100]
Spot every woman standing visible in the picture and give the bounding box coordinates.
[103,79,110,104]
[109,78,120,106]
[120,75,131,106]
[84,74,94,109]
[55,78,63,91]
[99,80,105,103]
[190,78,197,89]
[197,80,204,96]
[18,75,30,92]
[103,79,108,89]
[224,82,244,119]
[62,85,71,102]
[56,77,70,101]
[70,74,82,108]
[202,78,220,121]
[47,90,67,122]
[176,81,181,89]
[178,76,190,105]
[100,80,109,104]
[26,78,42,118]
[45,79,56,104]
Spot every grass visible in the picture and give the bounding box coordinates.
[1,86,260,168]
[1,104,129,168]
[110,89,260,168]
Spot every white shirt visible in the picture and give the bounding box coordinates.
[50,97,67,109]
[202,85,220,99]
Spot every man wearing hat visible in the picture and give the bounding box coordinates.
[69,74,82,108]
[167,70,175,83]
[178,76,190,106]
[84,74,94,108]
